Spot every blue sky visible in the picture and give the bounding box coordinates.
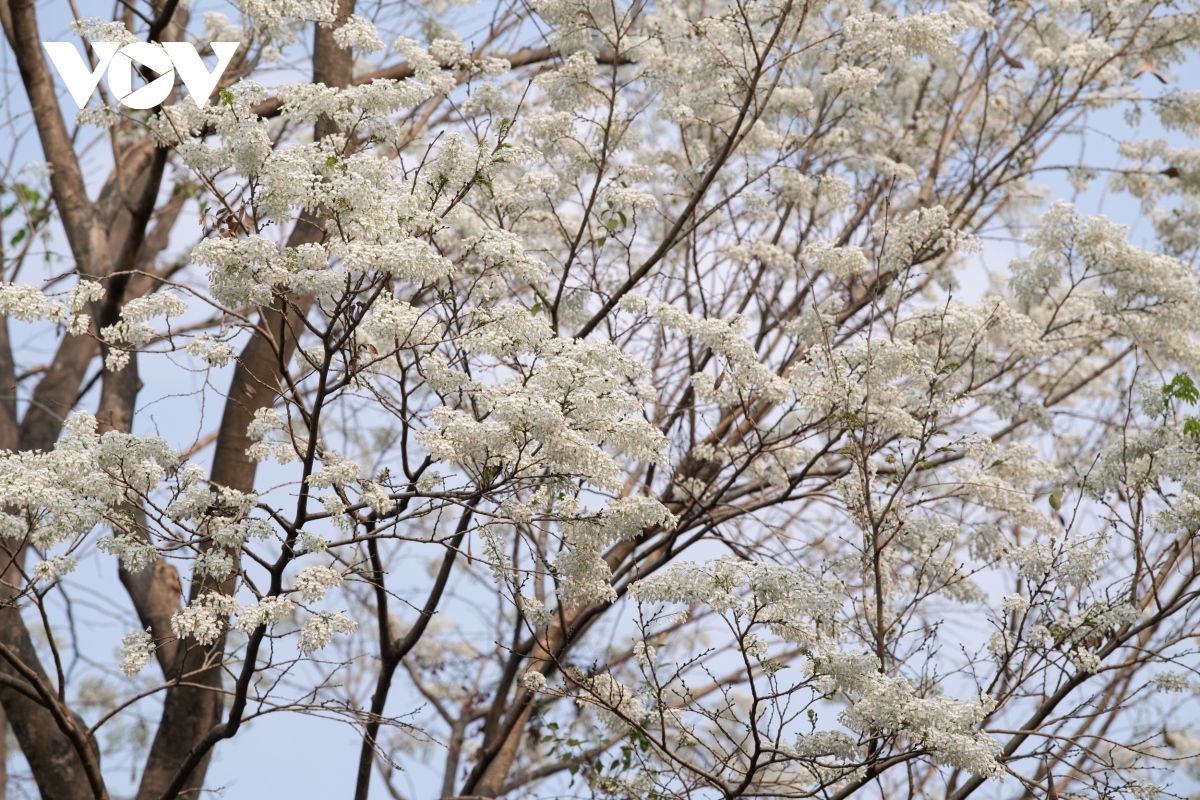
[2,3,1199,798]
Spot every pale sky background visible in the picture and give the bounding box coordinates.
[1,3,1198,798]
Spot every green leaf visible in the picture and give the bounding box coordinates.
[15,183,40,203]
[1185,417,1200,439]
[219,88,235,106]
[1165,374,1199,405]
[9,228,25,247]
[607,218,619,232]
[1048,488,1063,510]
[617,211,627,228]
[596,236,606,248]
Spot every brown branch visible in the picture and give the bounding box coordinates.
[139,4,358,797]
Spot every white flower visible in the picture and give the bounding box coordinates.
[793,730,861,759]
[34,555,77,582]
[298,611,357,653]
[306,452,361,489]
[1001,594,1030,614]
[804,241,870,278]
[522,671,548,692]
[823,66,882,100]
[67,280,104,311]
[1129,781,1162,800]
[359,481,394,515]
[632,640,656,667]
[415,470,442,492]
[70,16,138,44]
[295,531,328,554]
[630,557,838,647]
[521,595,553,629]
[102,293,187,345]
[120,629,155,677]
[187,335,235,367]
[235,597,296,634]
[194,549,234,580]
[743,632,769,660]
[171,594,240,646]
[105,349,130,372]
[1151,671,1190,692]
[292,565,343,602]
[332,15,384,53]
[1069,647,1102,674]
[988,630,1013,658]
[97,534,158,573]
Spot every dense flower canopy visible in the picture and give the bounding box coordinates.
[2,0,1200,798]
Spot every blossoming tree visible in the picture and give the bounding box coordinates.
[2,0,1200,797]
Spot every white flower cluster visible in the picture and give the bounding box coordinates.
[332,15,385,53]
[359,296,441,354]
[102,293,188,346]
[34,555,77,581]
[186,335,235,368]
[1012,202,1200,369]
[1069,648,1102,674]
[119,629,156,677]
[235,597,296,634]
[1007,531,1111,586]
[30,0,1200,790]
[576,673,648,730]
[1050,601,1140,647]
[153,81,273,175]
[298,611,357,653]
[244,407,301,465]
[419,322,669,495]
[97,533,158,573]
[0,280,101,334]
[0,413,176,550]
[810,651,1001,776]
[632,640,656,667]
[790,730,861,760]
[520,595,553,629]
[651,304,793,406]
[305,451,361,489]
[171,593,241,647]
[522,671,548,693]
[232,0,336,43]
[292,565,343,603]
[171,585,349,654]
[69,16,139,45]
[1151,671,1190,693]
[630,557,840,647]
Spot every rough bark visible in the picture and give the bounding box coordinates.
[0,610,94,800]
[0,2,193,795]
[0,2,118,793]
[113,193,192,678]
[134,4,356,797]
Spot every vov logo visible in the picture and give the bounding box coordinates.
[42,41,239,110]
